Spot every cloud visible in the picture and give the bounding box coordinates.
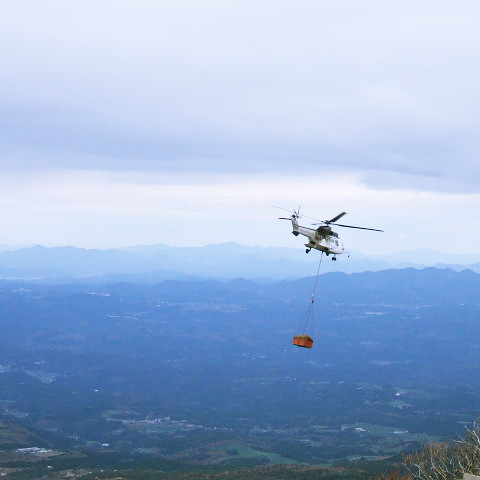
[1,1,480,192]
[1,2,480,251]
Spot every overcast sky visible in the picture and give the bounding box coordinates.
[2,1,480,254]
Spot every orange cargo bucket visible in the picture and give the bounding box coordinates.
[293,334,314,348]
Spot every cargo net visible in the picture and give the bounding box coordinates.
[296,252,323,338]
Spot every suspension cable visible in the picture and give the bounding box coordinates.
[296,252,324,335]
[310,252,324,303]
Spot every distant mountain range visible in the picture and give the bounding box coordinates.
[0,242,479,282]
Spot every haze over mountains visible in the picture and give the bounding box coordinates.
[0,243,479,283]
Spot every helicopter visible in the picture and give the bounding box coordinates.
[276,207,383,260]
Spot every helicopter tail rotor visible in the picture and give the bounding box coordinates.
[274,206,302,220]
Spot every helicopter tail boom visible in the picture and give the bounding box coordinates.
[291,214,299,233]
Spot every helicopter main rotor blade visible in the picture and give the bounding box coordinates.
[273,206,295,214]
[297,213,324,222]
[278,217,292,220]
[331,223,383,232]
[328,212,347,223]
[275,206,358,225]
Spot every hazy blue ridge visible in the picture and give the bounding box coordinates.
[0,243,478,282]
[1,266,479,306]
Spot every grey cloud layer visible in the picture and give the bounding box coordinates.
[2,1,480,190]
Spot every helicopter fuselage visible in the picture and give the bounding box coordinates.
[291,216,344,257]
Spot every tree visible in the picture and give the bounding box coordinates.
[404,422,480,480]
